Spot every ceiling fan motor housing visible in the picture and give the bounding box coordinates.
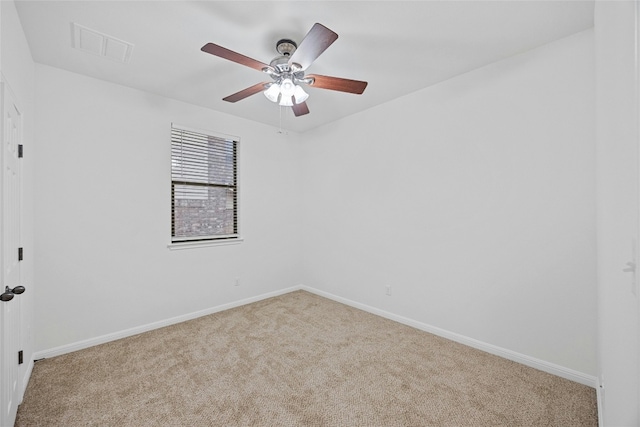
[268,39,307,85]
[269,56,291,72]
[271,39,300,73]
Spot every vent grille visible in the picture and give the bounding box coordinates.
[71,23,133,63]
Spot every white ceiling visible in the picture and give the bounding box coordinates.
[15,1,594,133]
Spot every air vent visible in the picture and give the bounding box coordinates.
[71,23,133,63]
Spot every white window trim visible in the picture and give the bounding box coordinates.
[167,238,244,251]
[169,123,242,248]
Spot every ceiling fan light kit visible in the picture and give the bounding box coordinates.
[201,23,368,117]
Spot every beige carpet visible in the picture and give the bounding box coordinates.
[16,290,597,426]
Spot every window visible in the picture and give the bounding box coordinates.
[171,124,239,243]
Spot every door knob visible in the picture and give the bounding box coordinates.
[623,261,637,273]
[0,288,14,302]
[10,286,25,294]
[0,285,26,302]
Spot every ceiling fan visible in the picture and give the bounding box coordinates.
[201,23,368,117]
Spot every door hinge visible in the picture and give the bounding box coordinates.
[18,350,23,365]
[18,144,23,158]
[18,247,23,261]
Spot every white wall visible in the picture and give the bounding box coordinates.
[300,30,597,375]
[1,0,36,393]
[33,64,303,352]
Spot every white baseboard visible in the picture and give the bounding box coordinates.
[300,286,598,389]
[20,358,34,403]
[33,286,302,360]
[596,376,604,427]
[33,284,597,391]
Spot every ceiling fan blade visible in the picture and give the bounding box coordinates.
[292,101,310,117]
[306,74,368,94]
[223,82,270,103]
[288,23,338,70]
[201,43,270,72]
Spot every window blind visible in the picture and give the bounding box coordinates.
[171,125,238,242]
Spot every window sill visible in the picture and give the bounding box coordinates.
[167,238,244,250]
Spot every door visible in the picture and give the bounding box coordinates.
[0,80,24,427]
[595,2,640,425]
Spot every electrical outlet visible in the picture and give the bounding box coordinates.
[385,285,392,296]
[235,278,240,287]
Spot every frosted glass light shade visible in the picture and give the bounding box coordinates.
[293,85,309,104]
[264,79,309,106]
[279,95,294,107]
[264,84,280,103]
[280,78,295,97]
